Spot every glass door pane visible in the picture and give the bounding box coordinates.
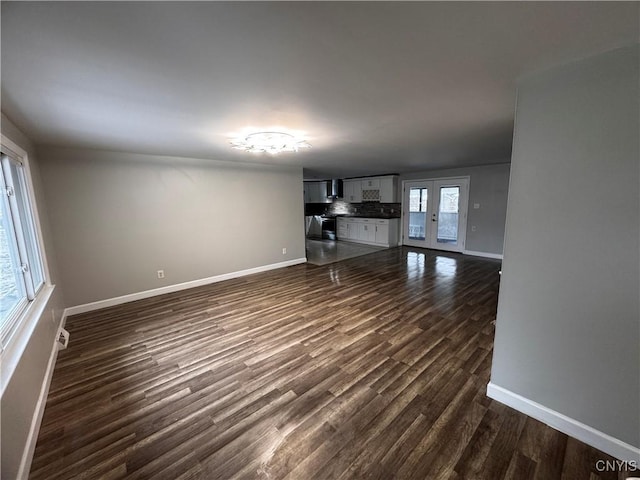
[436,186,460,244]
[408,187,428,240]
[403,181,432,248]
[428,178,468,253]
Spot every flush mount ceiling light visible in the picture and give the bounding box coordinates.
[230,130,311,154]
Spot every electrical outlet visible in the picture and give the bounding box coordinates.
[282,248,287,255]
[473,203,480,209]
[157,270,165,279]
[471,225,477,232]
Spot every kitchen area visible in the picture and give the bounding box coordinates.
[304,175,401,265]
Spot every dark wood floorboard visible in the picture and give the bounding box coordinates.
[29,247,634,479]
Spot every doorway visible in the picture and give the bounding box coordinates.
[402,177,469,252]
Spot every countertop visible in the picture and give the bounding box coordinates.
[333,214,400,220]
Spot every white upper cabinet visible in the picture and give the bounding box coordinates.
[362,178,380,189]
[307,176,398,204]
[343,179,362,203]
[304,181,330,203]
[378,176,398,203]
[343,175,398,203]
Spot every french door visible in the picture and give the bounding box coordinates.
[402,177,469,252]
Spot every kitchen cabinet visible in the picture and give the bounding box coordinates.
[304,181,330,203]
[374,222,389,244]
[347,222,358,240]
[362,178,380,189]
[379,176,398,203]
[343,179,362,203]
[358,221,376,243]
[341,175,398,203]
[336,217,399,247]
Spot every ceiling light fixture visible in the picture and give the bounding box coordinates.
[230,130,311,154]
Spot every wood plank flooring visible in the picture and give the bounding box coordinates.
[305,239,385,266]
[30,247,635,479]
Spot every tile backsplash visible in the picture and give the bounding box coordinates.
[305,200,401,218]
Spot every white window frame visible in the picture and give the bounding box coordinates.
[0,134,55,396]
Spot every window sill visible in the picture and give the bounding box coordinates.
[0,284,56,397]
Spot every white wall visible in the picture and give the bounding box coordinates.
[490,45,639,458]
[401,163,510,255]
[1,113,66,480]
[38,147,306,308]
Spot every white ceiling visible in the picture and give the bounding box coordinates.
[1,2,637,179]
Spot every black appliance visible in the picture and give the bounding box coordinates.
[321,216,337,240]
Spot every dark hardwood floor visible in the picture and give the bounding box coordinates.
[30,247,632,479]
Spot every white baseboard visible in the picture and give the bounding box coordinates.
[16,312,66,480]
[64,258,307,317]
[464,250,503,260]
[487,382,640,463]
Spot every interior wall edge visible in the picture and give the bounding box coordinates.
[487,382,640,463]
[15,314,65,480]
[463,250,503,260]
[64,257,307,317]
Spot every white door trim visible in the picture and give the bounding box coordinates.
[400,176,470,252]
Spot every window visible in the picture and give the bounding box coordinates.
[409,187,427,213]
[1,151,45,347]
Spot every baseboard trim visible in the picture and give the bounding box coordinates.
[464,250,503,260]
[487,382,640,463]
[64,258,307,317]
[16,312,66,480]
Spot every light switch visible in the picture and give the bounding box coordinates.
[471,226,477,232]
[473,203,480,209]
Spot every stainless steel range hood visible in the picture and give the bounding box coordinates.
[326,179,343,199]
